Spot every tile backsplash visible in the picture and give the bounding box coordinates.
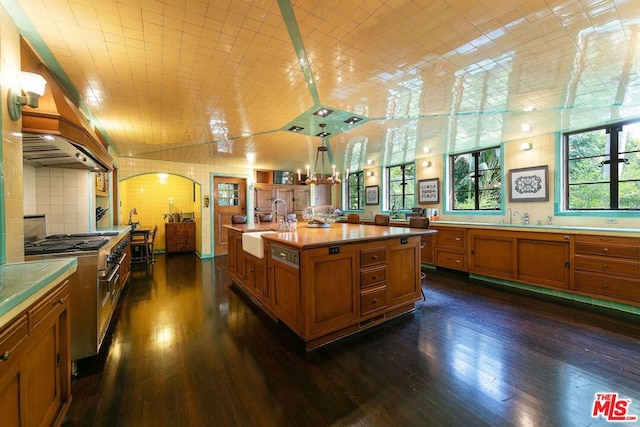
[24,164,92,235]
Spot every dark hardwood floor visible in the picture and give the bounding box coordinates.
[63,253,640,427]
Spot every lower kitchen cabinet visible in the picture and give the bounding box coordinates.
[468,229,516,279]
[517,233,571,289]
[433,226,467,271]
[0,279,71,427]
[575,234,640,304]
[165,221,196,253]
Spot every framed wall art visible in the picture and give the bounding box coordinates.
[418,178,439,204]
[365,185,379,205]
[509,165,549,202]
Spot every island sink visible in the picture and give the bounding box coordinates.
[241,231,276,259]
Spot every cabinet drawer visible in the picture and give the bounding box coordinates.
[436,229,465,249]
[576,235,640,246]
[0,315,28,361]
[576,272,640,303]
[360,248,385,267]
[435,249,466,271]
[28,280,68,333]
[360,287,387,316]
[360,267,386,288]
[575,255,639,277]
[575,242,639,259]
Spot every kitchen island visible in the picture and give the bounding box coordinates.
[225,222,436,349]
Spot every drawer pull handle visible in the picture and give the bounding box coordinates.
[0,351,10,362]
[603,284,609,289]
[54,297,66,306]
[603,264,608,269]
[372,298,378,303]
[372,275,378,280]
[603,248,609,253]
[372,255,378,260]
[564,235,569,240]
[279,252,287,258]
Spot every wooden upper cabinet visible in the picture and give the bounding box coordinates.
[314,184,332,206]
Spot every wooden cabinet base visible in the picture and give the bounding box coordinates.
[227,227,424,350]
[304,303,416,350]
[0,279,71,427]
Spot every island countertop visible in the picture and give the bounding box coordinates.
[0,258,78,328]
[225,222,436,250]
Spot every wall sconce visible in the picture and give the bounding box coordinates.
[203,195,210,208]
[8,71,47,121]
[422,161,432,167]
[520,142,533,151]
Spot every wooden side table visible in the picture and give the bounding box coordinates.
[165,221,196,253]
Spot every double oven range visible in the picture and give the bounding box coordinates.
[24,215,130,361]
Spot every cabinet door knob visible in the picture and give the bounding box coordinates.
[372,255,378,260]
[603,247,609,253]
[0,351,10,362]
[603,284,609,289]
[372,298,378,303]
[372,275,378,280]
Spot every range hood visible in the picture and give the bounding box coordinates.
[20,38,113,171]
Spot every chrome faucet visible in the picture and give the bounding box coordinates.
[271,198,288,229]
[507,208,519,224]
[523,212,529,225]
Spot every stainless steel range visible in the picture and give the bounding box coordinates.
[24,215,130,361]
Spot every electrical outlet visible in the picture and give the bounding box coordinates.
[606,218,619,224]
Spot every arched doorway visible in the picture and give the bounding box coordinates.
[121,173,202,254]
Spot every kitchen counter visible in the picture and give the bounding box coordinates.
[97,225,133,234]
[0,258,77,328]
[427,220,640,236]
[225,222,436,250]
[339,216,639,236]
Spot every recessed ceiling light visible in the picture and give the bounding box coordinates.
[313,108,333,117]
[344,116,362,125]
[316,131,331,137]
[288,126,304,132]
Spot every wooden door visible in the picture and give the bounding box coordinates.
[214,176,247,256]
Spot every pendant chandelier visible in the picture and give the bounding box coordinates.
[305,123,341,185]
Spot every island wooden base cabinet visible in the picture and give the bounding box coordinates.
[228,228,423,350]
[0,279,72,427]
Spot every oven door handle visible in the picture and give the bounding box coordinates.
[117,252,127,265]
[101,264,120,284]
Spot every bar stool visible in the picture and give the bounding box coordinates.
[347,213,360,224]
[258,213,273,222]
[231,214,247,224]
[374,214,390,226]
[409,216,430,300]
